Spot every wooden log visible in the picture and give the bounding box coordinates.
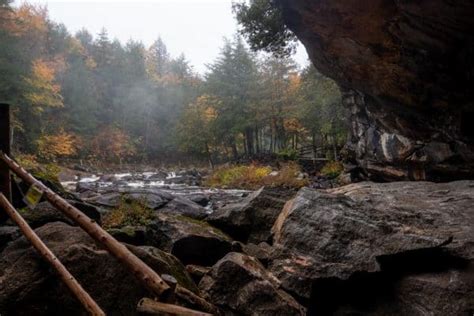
[0,193,105,316]
[0,104,11,210]
[175,285,221,315]
[161,274,177,303]
[137,298,213,316]
[0,152,171,299]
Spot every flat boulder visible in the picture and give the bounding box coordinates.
[158,196,209,220]
[270,181,474,313]
[145,213,233,266]
[0,222,198,316]
[88,190,173,209]
[207,187,293,243]
[199,252,305,316]
[88,190,208,219]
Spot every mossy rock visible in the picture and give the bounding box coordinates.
[130,245,199,293]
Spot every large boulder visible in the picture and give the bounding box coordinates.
[0,226,20,252]
[11,200,101,229]
[207,187,293,243]
[269,181,474,314]
[145,213,233,266]
[0,222,198,316]
[276,0,474,181]
[199,252,305,316]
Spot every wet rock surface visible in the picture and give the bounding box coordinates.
[145,213,233,266]
[207,187,294,243]
[270,181,474,314]
[199,252,306,316]
[0,222,197,316]
[277,0,474,181]
[2,166,473,315]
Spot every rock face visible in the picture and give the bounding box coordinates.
[0,222,198,316]
[146,213,233,266]
[199,252,305,316]
[270,181,474,314]
[207,187,293,243]
[277,0,474,181]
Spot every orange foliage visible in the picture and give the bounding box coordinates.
[15,4,48,37]
[0,2,19,34]
[90,126,136,162]
[37,129,79,160]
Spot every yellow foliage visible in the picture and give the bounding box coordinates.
[37,129,79,160]
[320,161,344,178]
[24,59,64,111]
[205,162,308,190]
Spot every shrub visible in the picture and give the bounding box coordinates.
[103,197,154,229]
[262,162,308,188]
[37,129,79,160]
[320,161,344,178]
[205,164,272,189]
[205,162,308,189]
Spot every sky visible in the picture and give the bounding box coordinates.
[14,0,310,74]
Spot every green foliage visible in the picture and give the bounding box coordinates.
[276,148,298,161]
[15,154,64,191]
[232,0,297,57]
[321,161,344,178]
[103,197,154,229]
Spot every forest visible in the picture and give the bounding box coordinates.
[0,1,346,166]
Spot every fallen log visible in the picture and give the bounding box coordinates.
[0,193,105,316]
[137,298,213,316]
[0,152,171,299]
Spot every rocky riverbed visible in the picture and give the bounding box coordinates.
[0,170,473,315]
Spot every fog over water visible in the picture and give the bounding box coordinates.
[14,0,310,74]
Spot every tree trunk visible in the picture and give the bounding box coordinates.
[231,141,238,160]
[0,104,11,209]
[255,125,260,154]
[332,134,338,161]
[205,142,214,169]
[245,128,253,156]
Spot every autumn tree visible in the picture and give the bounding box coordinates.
[37,129,79,160]
[90,126,136,163]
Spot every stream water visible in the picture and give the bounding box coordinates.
[61,170,251,212]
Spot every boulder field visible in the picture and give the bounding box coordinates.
[0,181,472,315]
